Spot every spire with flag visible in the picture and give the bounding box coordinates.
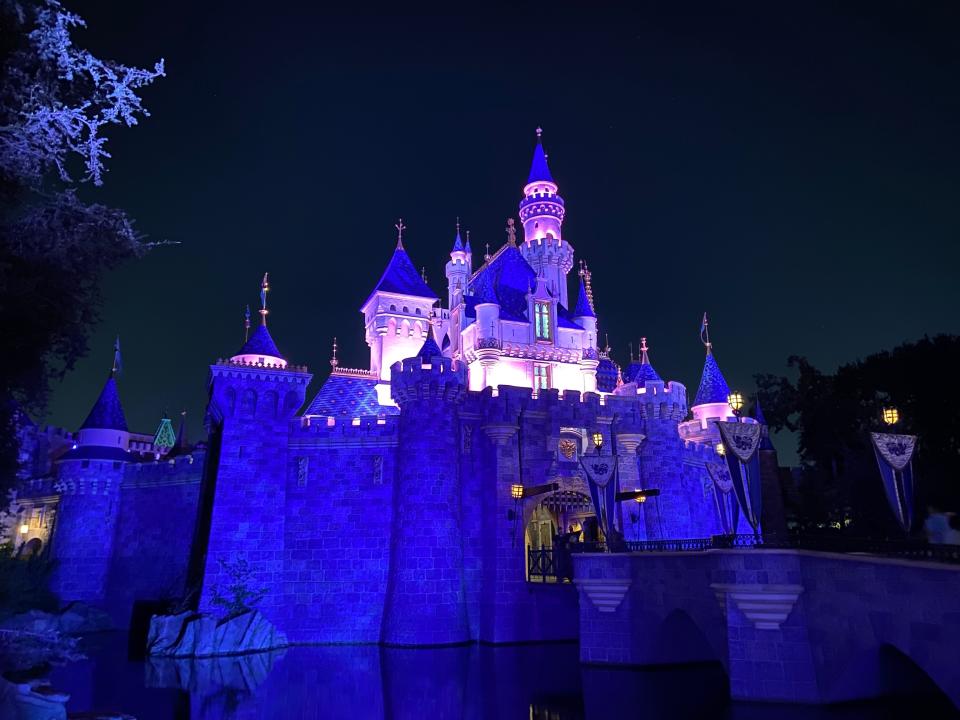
[112,335,122,377]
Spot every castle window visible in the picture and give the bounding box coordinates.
[533,363,550,392]
[534,301,551,341]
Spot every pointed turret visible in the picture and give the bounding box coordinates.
[527,127,555,184]
[61,349,132,461]
[573,277,595,319]
[519,128,573,307]
[416,335,443,361]
[622,337,663,386]
[231,274,288,368]
[692,348,731,407]
[446,218,471,311]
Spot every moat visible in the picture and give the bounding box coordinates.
[49,634,957,719]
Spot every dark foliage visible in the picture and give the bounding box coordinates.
[756,335,960,535]
[0,0,164,492]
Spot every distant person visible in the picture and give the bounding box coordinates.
[924,505,956,544]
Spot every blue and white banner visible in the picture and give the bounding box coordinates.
[870,432,918,533]
[581,458,619,539]
[706,462,740,535]
[716,422,763,534]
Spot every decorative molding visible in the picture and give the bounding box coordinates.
[710,583,804,630]
[575,577,632,613]
[482,424,519,445]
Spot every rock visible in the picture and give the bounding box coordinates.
[145,611,193,656]
[56,603,113,635]
[146,610,286,658]
[211,611,287,656]
[0,609,59,635]
[0,676,68,720]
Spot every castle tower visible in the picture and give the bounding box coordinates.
[361,222,439,400]
[51,353,130,604]
[678,314,739,446]
[199,279,312,621]
[445,220,471,312]
[572,276,599,393]
[518,128,575,308]
[381,338,469,645]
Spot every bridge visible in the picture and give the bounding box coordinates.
[571,539,960,707]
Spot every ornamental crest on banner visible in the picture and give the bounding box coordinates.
[870,432,917,471]
[706,462,734,494]
[582,460,614,488]
[716,422,762,463]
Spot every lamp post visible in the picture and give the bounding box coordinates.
[591,430,604,455]
[728,391,744,422]
[715,442,726,456]
[882,406,900,427]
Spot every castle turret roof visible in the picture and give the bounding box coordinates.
[416,335,443,360]
[692,351,731,406]
[452,229,464,253]
[80,376,128,432]
[596,356,619,393]
[573,277,595,318]
[365,246,438,306]
[235,323,283,360]
[528,133,555,184]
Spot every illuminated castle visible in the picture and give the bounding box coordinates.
[11,130,781,646]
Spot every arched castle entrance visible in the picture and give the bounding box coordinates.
[524,489,594,582]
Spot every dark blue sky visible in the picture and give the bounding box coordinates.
[49,1,960,460]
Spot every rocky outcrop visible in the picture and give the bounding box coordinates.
[0,676,69,720]
[0,603,112,637]
[146,611,286,658]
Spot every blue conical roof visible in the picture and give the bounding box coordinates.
[364,246,438,307]
[527,138,554,184]
[236,323,283,359]
[417,335,443,360]
[452,230,464,253]
[80,376,128,432]
[573,278,595,318]
[692,351,731,406]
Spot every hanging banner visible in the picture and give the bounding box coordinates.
[706,462,740,535]
[716,421,763,534]
[870,432,918,533]
[580,458,618,539]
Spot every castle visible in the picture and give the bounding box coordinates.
[10,130,781,645]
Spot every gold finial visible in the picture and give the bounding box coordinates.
[485,242,491,261]
[421,266,428,283]
[604,332,611,354]
[259,273,270,326]
[330,337,338,370]
[628,341,634,363]
[582,261,594,311]
[244,304,251,341]
[640,337,650,364]
[700,312,712,354]
[456,216,460,233]
[395,218,406,250]
[535,126,543,139]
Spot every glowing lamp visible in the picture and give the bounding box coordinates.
[591,431,604,453]
[19,524,29,535]
[727,391,744,413]
[882,407,899,426]
[510,484,524,500]
[715,442,726,456]
[634,492,647,504]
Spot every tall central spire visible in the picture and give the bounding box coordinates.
[518,127,574,307]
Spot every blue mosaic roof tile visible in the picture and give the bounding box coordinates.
[303,375,398,418]
[693,352,732,406]
[235,324,283,359]
[596,357,619,393]
[364,247,437,306]
[80,377,128,432]
[467,246,536,322]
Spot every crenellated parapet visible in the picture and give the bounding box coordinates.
[390,356,466,406]
[208,360,312,424]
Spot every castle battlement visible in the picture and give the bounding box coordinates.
[390,355,466,405]
[121,451,205,488]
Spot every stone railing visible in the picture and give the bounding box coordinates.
[331,366,376,378]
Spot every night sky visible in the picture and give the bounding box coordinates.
[47,2,960,462]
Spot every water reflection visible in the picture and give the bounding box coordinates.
[48,634,957,720]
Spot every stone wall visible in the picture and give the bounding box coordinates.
[104,452,205,625]
[574,549,960,707]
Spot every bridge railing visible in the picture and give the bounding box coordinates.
[527,535,960,582]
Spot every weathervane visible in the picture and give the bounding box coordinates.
[700,312,712,353]
[259,273,270,326]
[330,336,338,370]
[395,218,406,250]
[244,304,251,341]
